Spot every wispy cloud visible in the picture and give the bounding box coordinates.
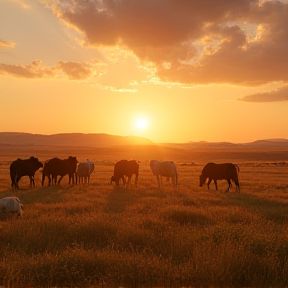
[57,61,93,80]
[9,0,31,9]
[0,40,16,48]
[238,86,288,102]
[0,60,54,78]
[0,60,97,80]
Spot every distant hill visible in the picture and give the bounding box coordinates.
[245,139,288,148]
[0,132,154,147]
[160,139,288,150]
[0,132,287,149]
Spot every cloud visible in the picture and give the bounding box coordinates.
[0,51,146,90]
[0,60,55,78]
[57,61,93,80]
[9,0,31,9]
[0,40,16,48]
[0,60,95,80]
[238,86,288,102]
[47,0,288,86]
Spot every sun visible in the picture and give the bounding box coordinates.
[135,118,148,130]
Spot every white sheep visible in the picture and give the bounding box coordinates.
[0,196,24,220]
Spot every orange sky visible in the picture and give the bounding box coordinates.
[1,0,288,143]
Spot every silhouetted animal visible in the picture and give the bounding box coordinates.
[199,162,240,192]
[77,160,95,184]
[10,156,43,189]
[150,160,178,188]
[0,196,24,220]
[110,160,139,188]
[42,156,78,186]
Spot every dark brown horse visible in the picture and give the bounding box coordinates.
[110,160,139,188]
[10,157,43,189]
[199,162,240,192]
[42,156,78,186]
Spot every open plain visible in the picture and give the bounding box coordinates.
[1,144,288,288]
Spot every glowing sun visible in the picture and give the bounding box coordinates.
[135,118,148,130]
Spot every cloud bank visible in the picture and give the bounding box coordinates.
[1,0,288,88]
[53,0,288,86]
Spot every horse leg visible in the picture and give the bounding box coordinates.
[235,180,240,193]
[156,175,160,188]
[226,180,231,192]
[213,179,218,190]
[58,175,64,185]
[16,176,21,189]
[29,176,34,187]
[172,176,175,188]
[207,178,212,190]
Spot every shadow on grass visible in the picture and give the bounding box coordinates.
[224,191,288,224]
[103,186,138,213]
[11,184,75,205]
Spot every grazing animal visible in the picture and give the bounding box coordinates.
[110,160,139,188]
[77,160,95,184]
[0,196,24,220]
[150,160,178,188]
[199,162,240,192]
[42,156,78,186]
[10,156,43,189]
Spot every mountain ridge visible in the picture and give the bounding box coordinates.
[0,132,287,149]
[160,138,288,149]
[0,132,154,147]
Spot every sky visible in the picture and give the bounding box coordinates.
[0,0,287,143]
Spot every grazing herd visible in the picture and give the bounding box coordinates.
[1,156,241,221]
[7,156,240,191]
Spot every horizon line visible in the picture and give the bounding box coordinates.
[0,131,287,145]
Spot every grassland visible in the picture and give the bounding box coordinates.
[0,144,288,288]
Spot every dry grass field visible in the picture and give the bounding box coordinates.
[0,144,288,288]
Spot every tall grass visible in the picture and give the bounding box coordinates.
[1,146,288,287]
